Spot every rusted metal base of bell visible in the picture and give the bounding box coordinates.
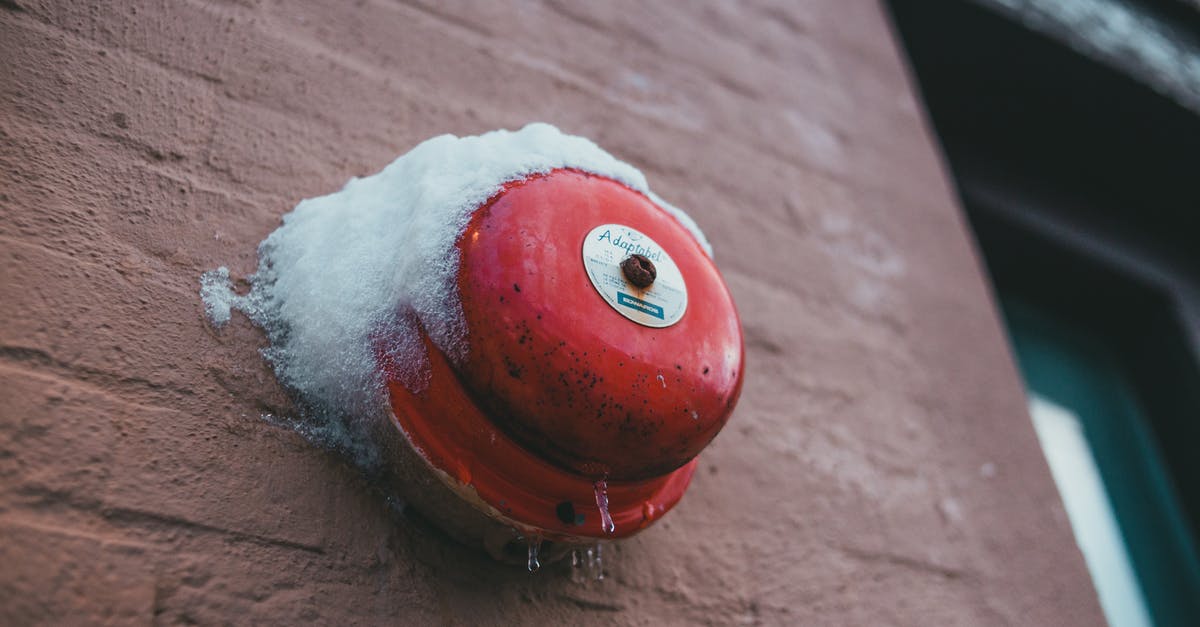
[367,404,580,567]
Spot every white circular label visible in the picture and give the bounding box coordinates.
[582,224,687,328]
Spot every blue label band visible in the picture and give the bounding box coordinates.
[617,292,665,319]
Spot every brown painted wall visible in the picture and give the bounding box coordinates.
[0,1,1103,624]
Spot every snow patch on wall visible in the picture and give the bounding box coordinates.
[199,123,709,465]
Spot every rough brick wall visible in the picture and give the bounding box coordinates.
[0,0,1103,624]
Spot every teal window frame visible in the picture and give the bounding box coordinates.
[1004,299,1200,626]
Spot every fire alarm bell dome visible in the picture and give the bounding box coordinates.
[374,168,744,560]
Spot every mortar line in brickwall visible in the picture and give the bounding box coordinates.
[2,169,912,425]
[0,347,210,415]
[193,0,867,187]
[4,80,857,271]
[2,11,391,169]
[365,20,846,181]
[133,159,285,218]
[4,126,911,334]
[12,0,554,141]
[11,3,931,212]
[0,233,206,300]
[404,0,851,117]
[2,107,307,222]
[0,511,162,566]
[414,0,760,97]
[0,515,155,553]
[1,15,458,196]
[721,266,913,350]
[694,0,904,73]
[0,12,220,100]
[29,0,937,220]
[0,368,337,558]
[2,5,226,92]
[0,517,349,619]
[0,251,232,411]
[100,505,327,555]
[0,365,323,515]
[380,0,930,169]
[0,360,184,425]
[8,4,945,279]
[6,74,932,338]
[0,183,273,296]
[0,497,326,557]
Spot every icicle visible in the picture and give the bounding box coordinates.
[595,542,605,581]
[527,536,542,573]
[570,548,583,584]
[594,479,616,534]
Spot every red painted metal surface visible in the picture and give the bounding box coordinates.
[381,169,743,540]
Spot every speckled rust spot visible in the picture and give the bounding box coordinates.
[621,254,656,288]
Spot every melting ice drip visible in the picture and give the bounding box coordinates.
[522,480,613,574]
[526,479,613,573]
[571,544,605,582]
[527,536,542,573]
[593,479,616,535]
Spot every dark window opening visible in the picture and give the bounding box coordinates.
[886,1,1200,624]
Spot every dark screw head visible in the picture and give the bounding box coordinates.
[621,254,657,288]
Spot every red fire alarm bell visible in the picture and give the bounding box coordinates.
[373,168,744,565]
